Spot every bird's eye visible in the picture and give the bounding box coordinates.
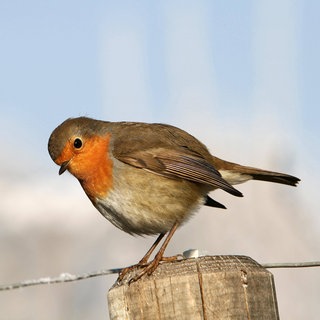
[73,138,83,149]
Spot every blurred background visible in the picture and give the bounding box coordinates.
[0,0,319,319]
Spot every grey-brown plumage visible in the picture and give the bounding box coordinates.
[48,117,300,281]
[48,116,300,235]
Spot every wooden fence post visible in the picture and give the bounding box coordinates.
[108,255,279,320]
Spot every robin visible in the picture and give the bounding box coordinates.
[48,117,299,282]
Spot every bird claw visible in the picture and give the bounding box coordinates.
[116,263,146,285]
[117,222,181,285]
[117,254,181,285]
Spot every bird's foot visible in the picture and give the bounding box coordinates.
[117,254,181,285]
[116,263,146,284]
[117,222,181,285]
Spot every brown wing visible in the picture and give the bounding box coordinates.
[115,147,242,197]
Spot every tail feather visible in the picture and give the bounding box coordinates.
[212,156,300,187]
[245,169,299,186]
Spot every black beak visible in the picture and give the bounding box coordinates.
[59,161,70,175]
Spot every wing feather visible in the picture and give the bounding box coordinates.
[116,149,242,197]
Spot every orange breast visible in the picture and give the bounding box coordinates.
[69,134,113,200]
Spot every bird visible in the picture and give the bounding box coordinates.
[48,116,300,282]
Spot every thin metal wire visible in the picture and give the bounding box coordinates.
[261,261,320,269]
[0,268,121,291]
[0,261,319,291]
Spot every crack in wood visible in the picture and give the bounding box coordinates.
[196,259,207,320]
[241,269,250,319]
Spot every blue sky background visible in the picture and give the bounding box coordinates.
[0,1,319,169]
[0,1,319,319]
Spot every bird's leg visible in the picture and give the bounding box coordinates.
[138,232,166,265]
[117,232,165,283]
[117,222,180,284]
[129,221,179,283]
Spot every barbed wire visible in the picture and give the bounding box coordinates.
[0,260,319,292]
[0,267,122,291]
